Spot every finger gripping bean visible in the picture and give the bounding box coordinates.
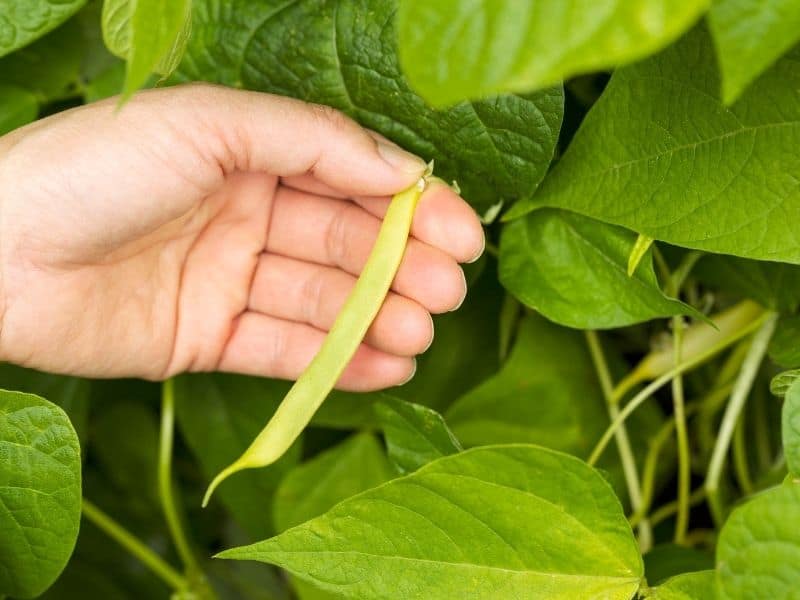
[202,174,429,507]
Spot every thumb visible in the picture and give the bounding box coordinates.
[202,86,427,196]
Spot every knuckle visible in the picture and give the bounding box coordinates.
[299,272,327,326]
[309,103,351,132]
[325,205,351,267]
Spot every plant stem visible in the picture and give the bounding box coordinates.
[589,311,772,466]
[82,498,187,592]
[705,314,777,526]
[159,378,199,572]
[645,487,706,528]
[732,414,754,495]
[671,316,691,544]
[585,331,652,552]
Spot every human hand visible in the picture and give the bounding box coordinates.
[0,84,484,389]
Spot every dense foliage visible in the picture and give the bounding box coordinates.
[2,1,800,598]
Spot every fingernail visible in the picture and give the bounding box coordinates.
[377,140,426,174]
[422,313,435,353]
[400,358,418,386]
[450,269,468,312]
[466,231,486,264]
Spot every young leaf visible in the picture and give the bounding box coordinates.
[174,0,563,214]
[783,379,800,478]
[173,373,300,539]
[0,390,82,598]
[499,209,699,329]
[0,84,37,134]
[396,0,708,106]
[102,0,192,98]
[708,0,800,104]
[0,0,87,57]
[508,25,800,264]
[374,398,462,474]
[648,570,716,599]
[273,433,393,533]
[220,445,643,599]
[769,314,800,368]
[770,369,800,397]
[716,484,800,598]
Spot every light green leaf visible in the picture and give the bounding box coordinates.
[716,484,800,598]
[0,390,82,598]
[273,433,393,533]
[783,379,800,478]
[708,0,800,104]
[175,0,563,214]
[649,570,716,599]
[509,25,800,264]
[499,209,698,329]
[0,84,37,134]
[220,445,643,600]
[770,369,800,397]
[396,0,708,106]
[375,398,461,473]
[0,0,86,57]
[173,373,300,539]
[103,0,192,98]
[628,233,655,276]
[769,314,800,368]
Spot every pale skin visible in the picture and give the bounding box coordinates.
[0,84,484,390]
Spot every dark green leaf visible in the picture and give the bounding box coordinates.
[220,445,643,599]
[500,209,698,329]
[0,390,81,598]
[0,84,37,134]
[649,570,716,599]
[783,379,800,478]
[273,433,393,532]
[643,544,715,585]
[375,398,461,473]
[174,373,300,539]
[769,314,800,368]
[708,0,800,103]
[397,0,707,106]
[509,26,800,264]
[0,0,87,57]
[716,484,800,598]
[175,0,563,214]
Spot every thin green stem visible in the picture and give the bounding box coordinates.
[484,241,499,258]
[589,311,772,466]
[585,331,652,552]
[752,385,773,471]
[82,498,187,592]
[732,414,754,495]
[645,488,706,528]
[159,379,199,572]
[671,316,690,544]
[705,314,777,526]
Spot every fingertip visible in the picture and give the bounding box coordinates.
[415,181,486,263]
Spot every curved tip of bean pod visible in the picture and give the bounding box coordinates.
[202,463,243,507]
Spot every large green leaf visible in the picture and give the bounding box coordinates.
[0,390,82,598]
[783,380,800,478]
[273,433,393,532]
[175,0,563,214]
[708,0,800,104]
[375,398,461,474]
[716,483,800,598]
[508,25,800,264]
[103,0,192,98]
[649,570,716,599]
[220,445,643,599]
[0,0,86,57]
[500,209,697,329]
[397,0,708,106]
[174,373,300,539]
[0,84,37,134]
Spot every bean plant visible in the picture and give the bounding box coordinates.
[1,1,799,599]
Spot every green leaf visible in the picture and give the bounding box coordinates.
[273,433,393,533]
[396,0,708,106]
[499,209,698,329]
[374,398,462,474]
[708,0,800,104]
[0,390,82,598]
[643,544,715,585]
[0,84,37,134]
[716,484,800,598]
[770,369,800,397]
[103,0,192,98]
[176,0,563,214]
[695,255,800,313]
[649,570,716,599]
[0,0,86,57]
[220,445,643,599]
[769,314,800,368]
[173,373,300,539]
[509,25,800,264]
[783,379,800,478]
